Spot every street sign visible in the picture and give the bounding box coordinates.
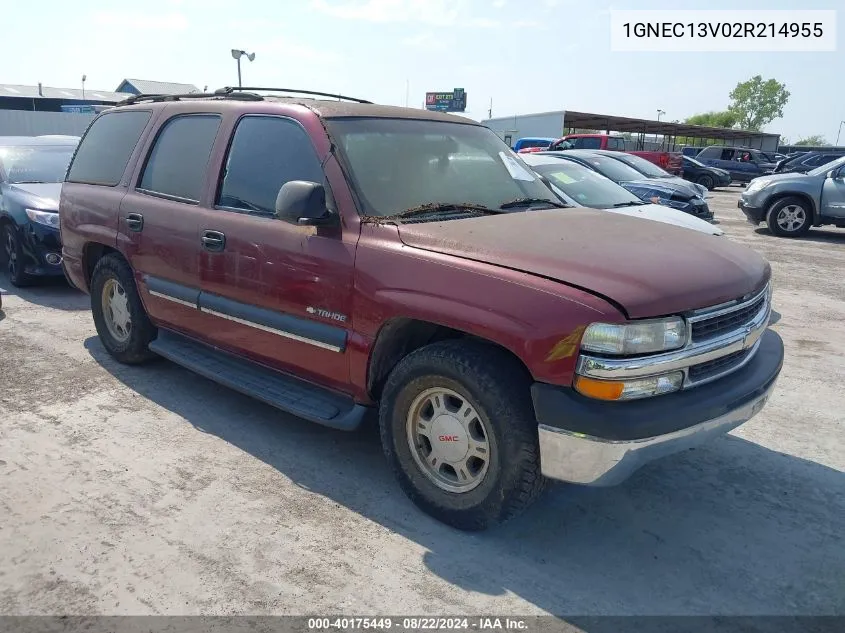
[425,88,467,112]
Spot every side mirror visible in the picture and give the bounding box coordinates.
[274,180,335,226]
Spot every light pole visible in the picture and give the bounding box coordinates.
[837,120,845,146]
[81,74,87,100]
[657,109,665,122]
[230,49,255,88]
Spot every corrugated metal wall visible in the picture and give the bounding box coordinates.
[0,110,94,136]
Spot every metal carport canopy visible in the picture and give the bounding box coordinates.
[562,110,778,142]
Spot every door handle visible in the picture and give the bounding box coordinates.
[126,213,144,232]
[201,230,226,252]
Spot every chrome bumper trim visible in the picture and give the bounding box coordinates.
[537,377,777,487]
[576,284,771,388]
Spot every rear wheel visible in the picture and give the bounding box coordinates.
[767,196,812,237]
[379,339,544,531]
[696,174,715,190]
[3,224,34,287]
[90,254,158,364]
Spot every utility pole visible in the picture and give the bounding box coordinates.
[837,120,845,146]
[488,98,492,119]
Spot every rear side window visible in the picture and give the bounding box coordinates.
[573,137,602,150]
[67,111,151,186]
[608,137,625,150]
[216,116,324,217]
[138,115,221,203]
[719,149,735,160]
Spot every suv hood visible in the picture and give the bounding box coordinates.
[396,209,768,318]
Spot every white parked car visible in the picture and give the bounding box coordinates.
[520,153,723,235]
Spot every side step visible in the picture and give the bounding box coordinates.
[149,329,368,431]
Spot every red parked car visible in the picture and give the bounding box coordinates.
[60,88,782,530]
[549,133,684,176]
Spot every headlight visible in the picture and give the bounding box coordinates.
[745,179,770,194]
[25,208,60,228]
[581,317,687,355]
[574,371,684,401]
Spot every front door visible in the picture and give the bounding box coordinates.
[820,167,845,220]
[196,115,356,393]
[121,112,222,332]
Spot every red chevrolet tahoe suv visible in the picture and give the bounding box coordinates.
[60,88,783,530]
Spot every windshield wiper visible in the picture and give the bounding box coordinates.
[499,197,568,209]
[13,180,49,184]
[612,201,649,207]
[366,203,506,223]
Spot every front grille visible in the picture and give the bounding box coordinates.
[688,348,753,382]
[691,293,766,341]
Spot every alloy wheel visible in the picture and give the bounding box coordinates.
[776,205,807,233]
[406,387,491,493]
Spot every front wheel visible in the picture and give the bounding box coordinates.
[696,174,715,190]
[3,224,34,287]
[90,254,158,364]
[767,196,812,237]
[379,340,544,531]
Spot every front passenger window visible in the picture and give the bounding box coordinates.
[217,116,325,218]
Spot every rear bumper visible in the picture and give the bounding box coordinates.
[738,198,766,224]
[533,329,783,486]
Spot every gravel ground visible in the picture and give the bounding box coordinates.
[0,187,843,619]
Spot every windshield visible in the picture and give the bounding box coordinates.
[0,145,76,183]
[532,161,641,208]
[684,156,706,168]
[808,154,845,177]
[572,155,646,182]
[326,118,556,217]
[615,153,670,178]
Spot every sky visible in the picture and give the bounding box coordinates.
[5,0,843,143]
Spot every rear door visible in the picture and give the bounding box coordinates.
[120,110,222,331]
[195,114,356,393]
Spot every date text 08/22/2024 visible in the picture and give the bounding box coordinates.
[307,618,529,631]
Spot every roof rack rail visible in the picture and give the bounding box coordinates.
[215,86,372,104]
[117,91,264,106]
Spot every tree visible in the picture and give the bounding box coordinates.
[728,75,790,131]
[684,110,739,129]
[794,135,828,146]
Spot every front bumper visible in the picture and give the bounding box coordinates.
[738,197,766,224]
[534,329,783,487]
[20,222,64,277]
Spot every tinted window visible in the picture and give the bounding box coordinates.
[616,153,669,178]
[139,115,221,203]
[574,137,602,150]
[806,154,837,167]
[217,116,324,216]
[719,149,735,161]
[67,111,151,186]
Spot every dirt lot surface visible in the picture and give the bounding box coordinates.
[1,187,843,619]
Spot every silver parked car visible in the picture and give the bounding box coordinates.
[738,155,845,237]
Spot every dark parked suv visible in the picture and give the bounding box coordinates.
[60,88,783,530]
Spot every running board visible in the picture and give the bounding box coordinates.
[149,329,367,431]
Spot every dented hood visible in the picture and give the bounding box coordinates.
[396,209,770,318]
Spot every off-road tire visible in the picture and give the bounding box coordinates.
[3,224,34,287]
[766,196,812,238]
[90,254,157,364]
[379,339,545,531]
